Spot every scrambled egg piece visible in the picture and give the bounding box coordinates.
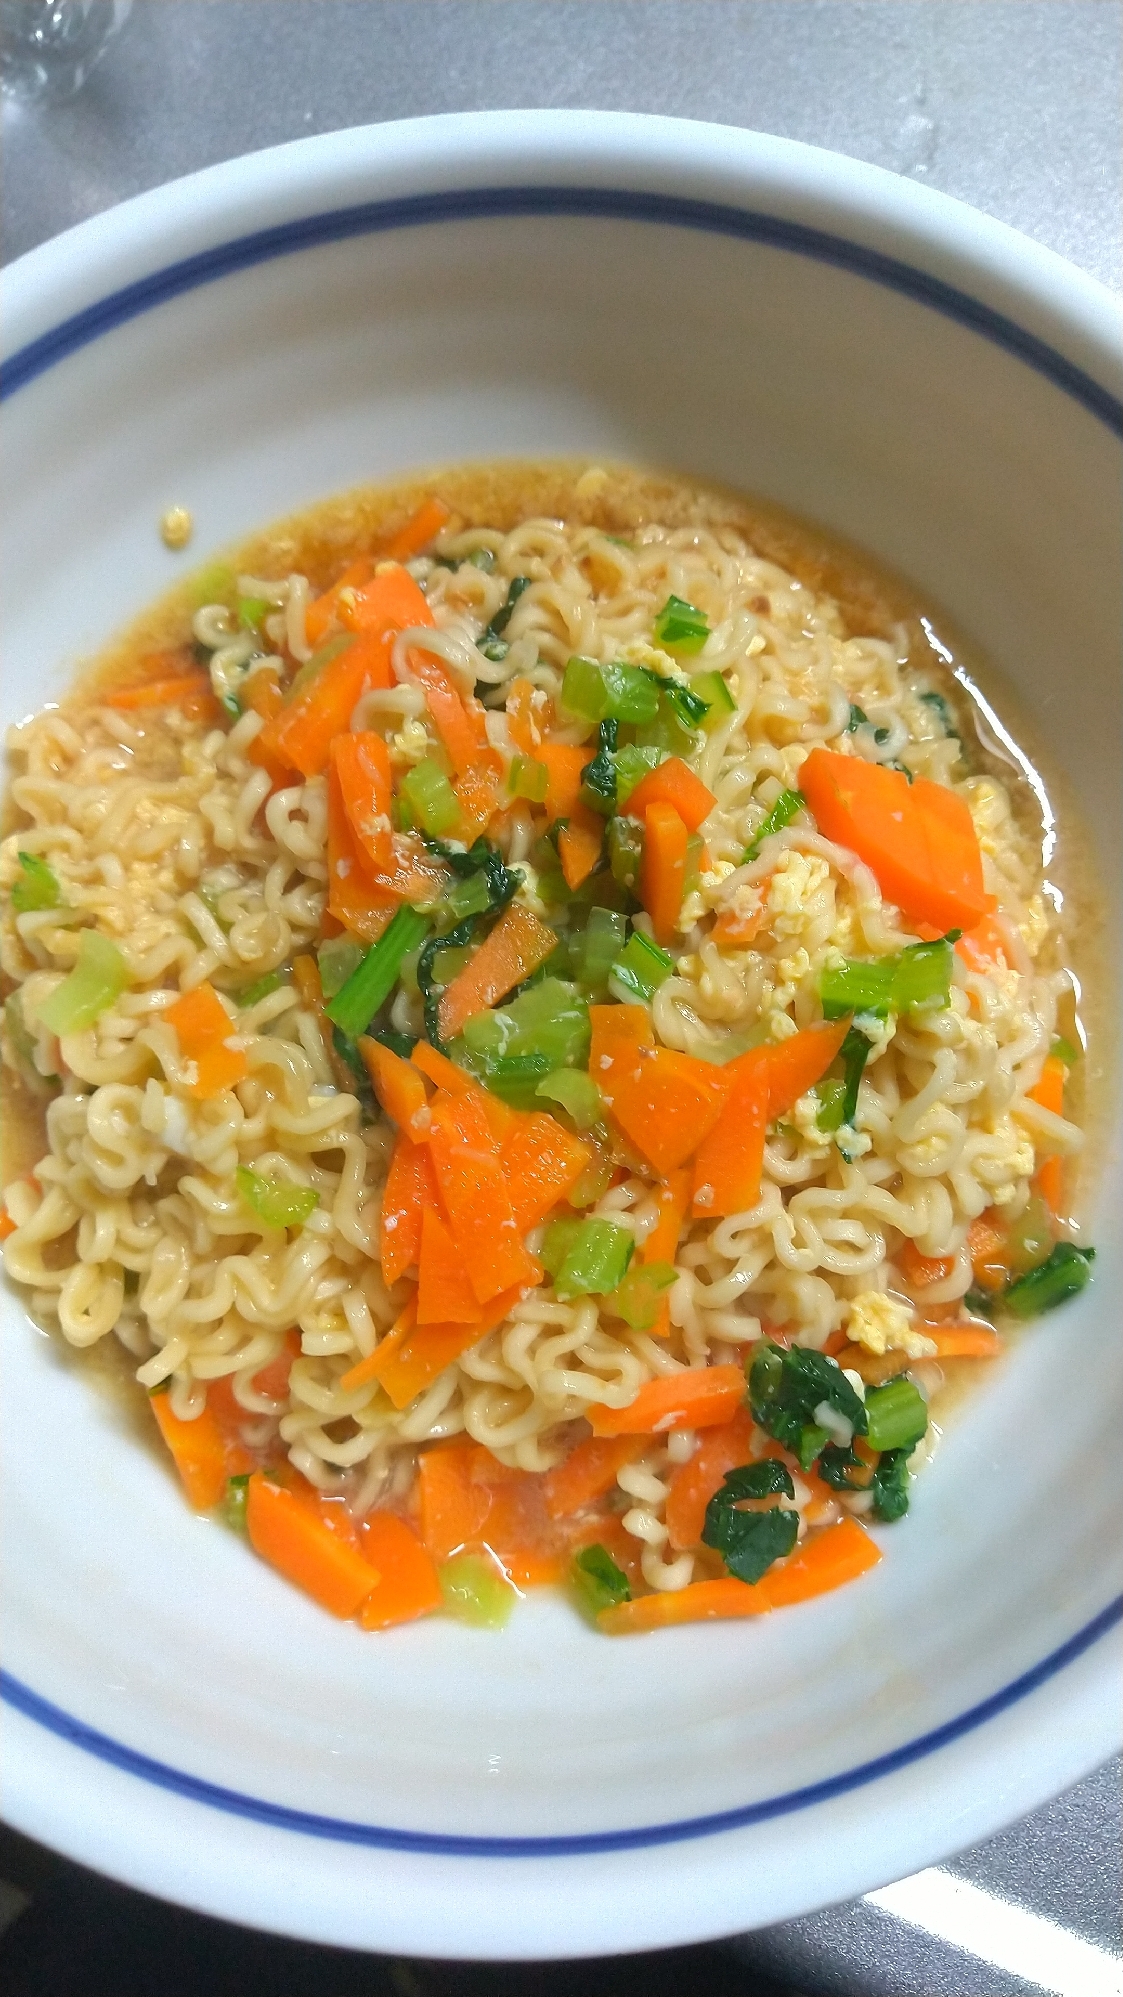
[847,1292,936,1360]
[388,717,431,769]
[767,850,831,944]
[618,639,692,686]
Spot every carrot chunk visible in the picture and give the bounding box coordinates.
[359,1037,429,1134]
[640,1166,691,1336]
[411,656,489,777]
[362,1285,523,1409]
[427,1090,540,1302]
[756,1516,881,1606]
[665,1406,755,1549]
[246,1475,382,1619]
[558,806,604,890]
[543,1435,648,1520]
[338,563,433,638]
[381,495,452,564]
[639,801,688,944]
[150,1394,244,1511]
[165,981,248,1098]
[438,901,558,1043]
[357,1511,443,1628]
[587,1363,746,1437]
[303,556,373,648]
[598,1576,770,1633]
[601,1044,730,1177]
[500,1112,592,1232]
[691,1049,769,1218]
[332,730,394,874]
[539,743,591,823]
[799,748,994,933]
[624,756,716,833]
[926,1325,1004,1359]
[417,1204,485,1324]
[380,1134,440,1285]
[325,758,399,943]
[758,1019,851,1120]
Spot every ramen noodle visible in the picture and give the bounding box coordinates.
[0,465,1095,1636]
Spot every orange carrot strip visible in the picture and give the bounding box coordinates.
[165,981,248,1098]
[367,1286,523,1409]
[539,742,590,823]
[691,1049,769,1218]
[150,1394,236,1511]
[416,1442,562,1585]
[640,1166,691,1336]
[756,1516,882,1607]
[325,759,399,943]
[246,1475,382,1619]
[411,656,489,776]
[712,901,767,949]
[339,1301,416,1393]
[243,669,284,720]
[927,1325,1004,1359]
[259,632,381,779]
[623,756,716,833]
[360,1038,429,1134]
[598,1576,771,1633]
[417,1203,485,1325]
[588,1363,746,1438]
[455,748,506,838]
[758,1017,852,1120]
[1029,1054,1066,1118]
[332,730,394,874]
[601,1045,730,1177]
[357,1510,444,1628]
[639,801,688,945]
[506,675,547,753]
[558,805,604,890]
[589,1000,655,1067]
[303,556,373,648]
[103,672,214,712]
[381,496,452,564]
[799,748,995,933]
[955,912,1009,973]
[542,1435,648,1520]
[438,901,558,1043]
[967,1210,1012,1291]
[500,1112,592,1232]
[417,1444,492,1559]
[427,1090,540,1302]
[410,1039,472,1094]
[338,563,432,638]
[665,1406,755,1549]
[246,727,301,794]
[0,1210,16,1242]
[899,1239,957,1289]
[380,1135,440,1285]
[1036,1154,1064,1217]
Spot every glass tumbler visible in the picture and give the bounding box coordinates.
[0,0,132,103]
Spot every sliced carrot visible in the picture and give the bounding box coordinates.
[411,656,489,776]
[539,742,590,823]
[417,1442,564,1586]
[381,495,452,564]
[598,1576,770,1633]
[955,912,1009,973]
[691,1049,769,1218]
[506,675,547,753]
[899,1238,956,1289]
[589,1000,654,1068]
[332,730,394,873]
[665,1405,754,1549]
[759,1017,852,1120]
[292,952,323,1011]
[438,901,558,1043]
[151,1394,244,1511]
[623,756,716,833]
[357,1510,444,1628]
[543,1435,647,1519]
[103,671,215,713]
[427,1089,540,1302]
[756,1516,882,1607]
[246,728,301,794]
[365,1285,523,1409]
[799,748,994,933]
[246,1475,382,1619]
[455,747,506,838]
[325,758,399,943]
[165,981,248,1098]
[359,1037,429,1134]
[927,1325,1004,1359]
[1036,1154,1064,1217]
[830,1339,909,1387]
[0,1210,16,1242]
[338,1300,416,1393]
[417,1443,492,1559]
[639,801,688,945]
[500,1112,593,1232]
[588,1363,746,1438]
[712,900,767,949]
[558,805,604,890]
[337,563,432,638]
[600,1044,730,1177]
[380,1134,441,1285]
[249,1329,301,1401]
[303,556,373,648]
[967,1210,1012,1291]
[417,1203,484,1325]
[411,1039,473,1094]
[640,1166,691,1336]
[242,669,284,720]
[1029,1054,1065,1118]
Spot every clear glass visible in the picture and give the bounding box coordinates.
[0,0,132,103]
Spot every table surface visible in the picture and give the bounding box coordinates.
[2,5,1120,1994]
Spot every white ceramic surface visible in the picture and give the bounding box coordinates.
[1,111,1120,1959]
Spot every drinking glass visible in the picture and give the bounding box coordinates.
[0,0,132,103]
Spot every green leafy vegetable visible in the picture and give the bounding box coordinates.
[236,1165,319,1229]
[847,704,868,731]
[38,929,128,1036]
[748,1339,867,1461]
[605,1259,676,1330]
[815,1443,869,1490]
[236,969,286,1007]
[535,1067,603,1130]
[1002,1243,1094,1317]
[438,1553,515,1628]
[863,1377,928,1454]
[702,1463,799,1583]
[317,936,365,1001]
[743,788,805,862]
[610,929,675,1003]
[870,1447,912,1521]
[541,1216,635,1299]
[224,1474,250,1532]
[580,719,619,816]
[400,758,460,838]
[11,852,62,915]
[571,1544,631,1618]
[653,594,710,654]
[688,670,736,729]
[325,905,432,1038]
[477,575,531,660]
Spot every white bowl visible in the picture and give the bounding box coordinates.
[1,111,1120,1960]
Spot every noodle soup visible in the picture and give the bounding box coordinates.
[0,464,1095,1636]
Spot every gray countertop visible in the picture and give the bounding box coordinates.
[2,4,1120,1993]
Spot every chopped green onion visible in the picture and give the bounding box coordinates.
[653,594,710,654]
[571,1544,631,1618]
[580,720,619,816]
[434,870,494,925]
[821,938,956,1020]
[38,929,128,1035]
[507,754,549,804]
[11,852,62,914]
[463,1047,553,1107]
[466,546,495,572]
[238,596,270,630]
[236,1165,318,1230]
[612,743,663,805]
[610,929,675,1003]
[1002,1243,1094,1317]
[325,905,431,1037]
[535,1068,604,1130]
[1051,1035,1080,1065]
[197,883,232,933]
[689,670,736,729]
[236,968,286,1007]
[863,1377,928,1453]
[224,1474,250,1532]
[542,1216,635,1299]
[400,758,460,838]
[743,788,805,862]
[702,1463,799,1584]
[438,1552,515,1629]
[605,1259,676,1330]
[284,631,354,704]
[317,936,365,1000]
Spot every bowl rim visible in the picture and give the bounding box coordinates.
[1,109,1120,1949]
